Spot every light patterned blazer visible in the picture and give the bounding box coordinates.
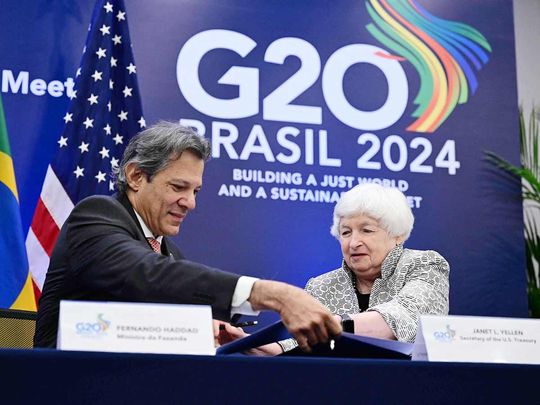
[279,245,449,351]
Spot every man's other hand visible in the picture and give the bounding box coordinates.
[248,280,342,352]
[213,320,247,347]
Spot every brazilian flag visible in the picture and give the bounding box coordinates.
[0,94,36,310]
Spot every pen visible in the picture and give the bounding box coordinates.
[232,320,258,328]
[219,320,258,330]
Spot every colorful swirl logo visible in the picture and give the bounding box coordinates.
[97,313,111,332]
[365,0,492,133]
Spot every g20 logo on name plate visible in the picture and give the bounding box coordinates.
[433,325,456,342]
[75,313,111,337]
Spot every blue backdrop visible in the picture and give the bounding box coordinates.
[0,0,526,324]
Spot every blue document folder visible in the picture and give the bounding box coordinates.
[216,321,290,355]
[217,321,413,359]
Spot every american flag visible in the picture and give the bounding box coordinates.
[25,0,145,303]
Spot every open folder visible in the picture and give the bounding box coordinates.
[216,321,290,355]
[217,321,413,359]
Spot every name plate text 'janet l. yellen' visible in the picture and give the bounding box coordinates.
[57,301,214,355]
[412,315,540,365]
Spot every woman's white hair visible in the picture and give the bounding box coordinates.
[330,183,414,241]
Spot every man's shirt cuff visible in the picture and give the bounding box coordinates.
[231,276,259,316]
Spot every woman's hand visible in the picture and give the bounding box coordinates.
[245,342,283,357]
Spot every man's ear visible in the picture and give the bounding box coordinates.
[125,163,144,191]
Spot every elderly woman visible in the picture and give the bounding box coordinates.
[220,183,449,353]
[274,183,450,353]
[315,183,448,341]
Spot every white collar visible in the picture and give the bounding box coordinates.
[133,210,164,244]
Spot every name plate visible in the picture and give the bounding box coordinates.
[58,301,214,355]
[412,315,540,364]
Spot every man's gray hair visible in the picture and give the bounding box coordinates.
[113,121,210,193]
[330,183,414,241]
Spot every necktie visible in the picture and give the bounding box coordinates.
[147,237,161,254]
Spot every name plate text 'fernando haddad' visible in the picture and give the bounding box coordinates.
[58,300,214,355]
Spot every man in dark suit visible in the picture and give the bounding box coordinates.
[34,121,340,351]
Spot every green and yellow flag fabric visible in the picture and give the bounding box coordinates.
[0,94,37,310]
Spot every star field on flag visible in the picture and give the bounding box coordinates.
[52,0,145,200]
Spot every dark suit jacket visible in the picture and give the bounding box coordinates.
[34,193,240,348]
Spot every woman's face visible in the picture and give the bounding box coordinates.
[339,214,401,280]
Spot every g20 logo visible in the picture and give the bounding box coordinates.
[75,313,110,336]
[177,29,408,131]
[433,325,456,342]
